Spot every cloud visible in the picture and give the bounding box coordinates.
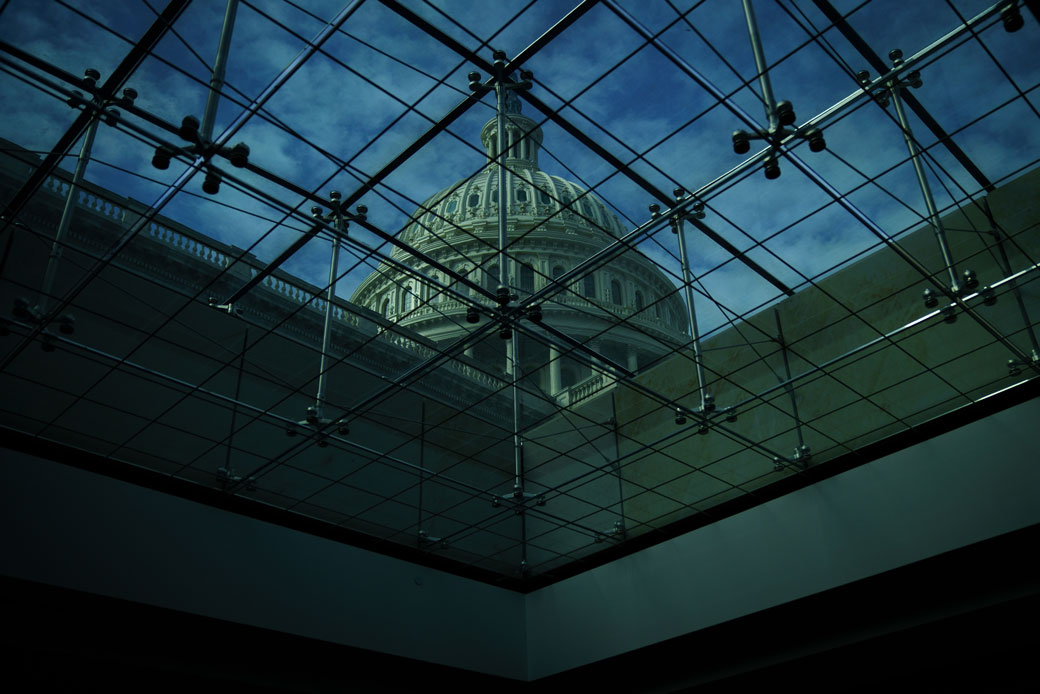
[2,0,1038,331]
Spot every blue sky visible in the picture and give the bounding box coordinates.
[1,0,1038,336]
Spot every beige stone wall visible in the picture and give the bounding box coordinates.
[527,167,1040,538]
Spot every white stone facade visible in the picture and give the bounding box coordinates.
[352,103,689,397]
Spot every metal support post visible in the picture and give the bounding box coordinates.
[772,309,810,470]
[675,189,712,417]
[314,201,342,423]
[518,470,528,576]
[475,50,540,574]
[416,402,447,548]
[729,0,826,176]
[22,68,137,338]
[285,192,366,442]
[597,402,628,544]
[884,50,961,294]
[200,0,239,142]
[217,327,254,490]
[650,192,713,420]
[610,394,626,538]
[37,110,99,316]
[510,330,522,491]
[743,0,779,129]
[492,52,524,500]
[983,202,1040,374]
[984,201,1040,365]
[417,401,425,542]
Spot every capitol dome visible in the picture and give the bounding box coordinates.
[352,95,689,399]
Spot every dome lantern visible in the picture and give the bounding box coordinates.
[480,94,543,170]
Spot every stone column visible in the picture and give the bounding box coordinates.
[549,343,561,394]
[627,347,638,372]
[593,340,612,386]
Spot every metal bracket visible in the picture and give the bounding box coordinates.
[207,297,241,315]
[1007,351,1040,377]
[418,529,449,549]
[491,490,546,514]
[11,298,75,348]
[730,1,825,178]
[774,444,811,471]
[285,408,350,447]
[594,520,626,543]
[216,466,255,491]
[150,114,252,195]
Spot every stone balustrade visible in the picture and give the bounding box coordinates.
[36,170,364,330]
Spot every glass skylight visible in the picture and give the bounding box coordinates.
[1,0,1037,587]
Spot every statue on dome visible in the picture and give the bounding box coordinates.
[503,89,523,114]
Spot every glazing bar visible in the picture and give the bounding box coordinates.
[603,0,1036,372]
[0,1,364,372]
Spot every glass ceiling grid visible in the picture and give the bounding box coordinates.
[8,212,513,482]
[48,0,592,302]
[363,15,735,296]
[16,110,642,494]
[1,0,1038,585]
[278,380,676,541]
[2,0,1023,418]
[0,4,965,516]
[378,2,801,299]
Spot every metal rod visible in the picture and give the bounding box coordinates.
[811,0,994,193]
[984,201,1040,359]
[520,486,527,575]
[417,400,425,539]
[0,1,364,374]
[496,88,508,296]
[673,203,710,412]
[610,393,625,526]
[216,0,598,310]
[602,0,1037,372]
[784,149,1036,370]
[720,260,1040,412]
[36,111,100,315]
[0,0,189,239]
[200,0,239,142]
[314,205,342,421]
[378,0,794,297]
[490,55,527,570]
[495,75,509,291]
[223,327,249,478]
[492,56,525,500]
[773,308,805,451]
[511,330,523,494]
[506,261,1040,503]
[742,0,778,129]
[14,323,499,500]
[889,83,960,291]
